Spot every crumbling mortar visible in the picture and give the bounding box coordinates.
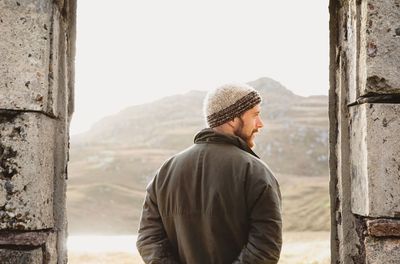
[0,244,41,251]
[338,0,349,9]
[41,245,49,264]
[355,1,363,100]
[0,144,19,180]
[367,76,392,90]
[66,0,77,118]
[343,10,348,42]
[0,202,33,230]
[364,215,400,222]
[0,229,52,235]
[41,243,48,264]
[9,126,27,141]
[352,215,367,263]
[329,0,341,260]
[53,0,68,20]
[46,5,56,116]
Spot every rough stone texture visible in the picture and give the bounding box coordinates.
[53,116,69,264]
[0,0,75,262]
[48,6,68,118]
[365,237,400,264]
[66,0,77,119]
[350,103,400,217]
[362,0,400,94]
[345,0,359,104]
[43,232,57,264]
[367,219,400,237]
[0,231,57,263]
[329,1,365,263]
[50,4,74,262]
[0,231,49,246]
[0,0,64,117]
[0,247,43,264]
[0,111,55,229]
[331,0,400,263]
[349,104,369,216]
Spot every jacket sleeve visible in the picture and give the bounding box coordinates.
[233,176,283,264]
[136,180,179,264]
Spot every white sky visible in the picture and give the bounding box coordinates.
[71,0,329,135]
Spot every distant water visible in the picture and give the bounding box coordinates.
[68,235,138,254]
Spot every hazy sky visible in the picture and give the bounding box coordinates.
[71,0,329,135]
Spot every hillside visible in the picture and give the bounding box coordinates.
[72,77,328,176]
[67,77,330,234]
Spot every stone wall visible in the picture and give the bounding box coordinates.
[330,0,400,263]
[0,0,76,263]
[1,0,399,263]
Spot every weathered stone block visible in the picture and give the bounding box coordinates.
[365,237,400,264]
[0,111,55,229]
[367,219,400,237]
[0,231,49,246]
[0,0,63,116]
[350,103,400,217]
[361,0,400,94]
[350,104,369,215]
[0,247,43,264]
[0,231,58,263]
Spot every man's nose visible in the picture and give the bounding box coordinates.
[257,117,264,128]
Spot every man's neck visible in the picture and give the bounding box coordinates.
[212,125,235,137]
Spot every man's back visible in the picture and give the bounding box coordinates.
[137,129,282,264]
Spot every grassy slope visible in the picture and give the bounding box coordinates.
[277,174,330,231]
[67,173,330,234]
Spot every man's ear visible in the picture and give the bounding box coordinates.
[227,117,237,129]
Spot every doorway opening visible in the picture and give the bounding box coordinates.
[68,1,330,263]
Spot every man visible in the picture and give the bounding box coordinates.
[137,83,282,264]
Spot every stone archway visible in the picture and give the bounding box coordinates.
[1,0,400,263]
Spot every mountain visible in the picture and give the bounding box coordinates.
[72,77,328,176]
[67,77,329,234]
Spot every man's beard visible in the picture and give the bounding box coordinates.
[233,117,258,148]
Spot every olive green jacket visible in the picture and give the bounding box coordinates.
[137,128,282,264]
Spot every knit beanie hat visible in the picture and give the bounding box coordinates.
[203,83,262,128]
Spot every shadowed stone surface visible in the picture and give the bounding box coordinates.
[0,112,55,230]
[350,103,400,217]
[365,237,400,264]
[0,247,42,264]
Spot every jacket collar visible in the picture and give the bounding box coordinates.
[194,128,260,159]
